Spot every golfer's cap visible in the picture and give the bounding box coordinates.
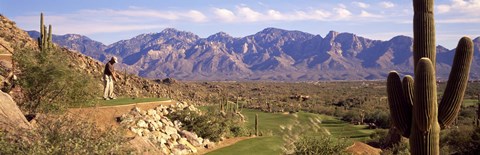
[111,57,118,63]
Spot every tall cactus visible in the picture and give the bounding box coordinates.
[255,113,259,136]
[476,94,480,127]
[38,13,53,51]
[387,0,474,154]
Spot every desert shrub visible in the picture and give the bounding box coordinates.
[230,124,251,137]
[381,142,409,155]
[333,107,346,117]
[368,129,389,146]
[167,107,247,142]
[14,47,99,113]
[364,110,390,128]
[368,128,406,150]
[459,106,476,119]
[341,110,362,123]
[440,126,480,154]
[292,134,349,155]
[0,115,131,154]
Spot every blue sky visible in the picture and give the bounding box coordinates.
[1,0,479,49]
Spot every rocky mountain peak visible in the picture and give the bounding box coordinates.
[255,27,313,38]
[23,25,480,81]
[161,28,180,33]
[436,45,450,53]
[207,32,233,42]
[324,30,340,40]
[389,35,412,43]
[258,27,286,34]
[250,28,315,48]
[160,28,198,39]
[63,34,83,40]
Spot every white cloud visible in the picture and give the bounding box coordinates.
[212,6,334,23]
[353,2,370,8]
[359,10,383,18]
[267,10,284,20]
[210,5,395,23]
[312,10,332,20]
[379,1,395,8]
[81,8,179,20]
[291,10,331,21]
[434,0,480,24]
[14,15,166,35]
[437,17,480,24]
[12,7,212,35]
[437,0,480,14]
[437,5,451,13]
[334,5,352,19]
[187,10,207,22]
[213,8,236,22]
[237,6,262,22]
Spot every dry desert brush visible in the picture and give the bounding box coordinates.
[387,0,474,154]
[0,115,132,154]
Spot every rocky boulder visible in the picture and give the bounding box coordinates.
[120,102,208,155]
[0,92,32,132]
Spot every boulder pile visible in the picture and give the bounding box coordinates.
[119,102,211,155]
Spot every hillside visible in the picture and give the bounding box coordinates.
[28,28,480,81]
[0,14,172,99]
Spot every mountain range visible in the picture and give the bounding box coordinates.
[27,28,480,81]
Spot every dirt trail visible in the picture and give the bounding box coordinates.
[68,100,175,130]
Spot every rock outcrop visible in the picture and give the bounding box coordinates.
[120,102,211,154]
[0,92,32,132]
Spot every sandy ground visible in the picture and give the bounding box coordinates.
[346,141,382,155]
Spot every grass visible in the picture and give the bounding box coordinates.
[463,99,479,107]
[318,115,375,142]
[207,109,297,155]
[207,109,373,155]
[96,97,170,106]
[207,136,283,155]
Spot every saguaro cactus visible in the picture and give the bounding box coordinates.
[387,0,474,154]
[38,13,53,51]
[255,113,259,136]
[477,94,480,127]
[123,69,128,84]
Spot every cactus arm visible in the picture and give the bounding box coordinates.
[402,75,414,107]
[37,38,42,50]
[43,25,47,49]
[413,0,436,70]
[39,13,44,50]
[387,71,412,137]
[48,24,52,48]
[438,37,474,128]
[413,58,437,132]
[411,58,440,154]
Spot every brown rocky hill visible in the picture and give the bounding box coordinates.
[0,14,173,100]
[29,27,480,81]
